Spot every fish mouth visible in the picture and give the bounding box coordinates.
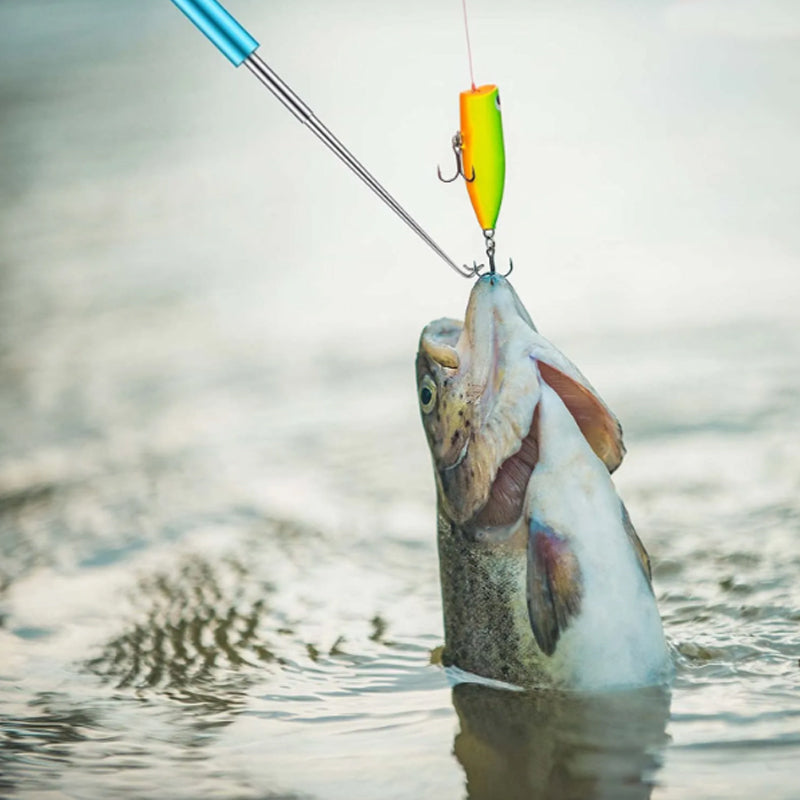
[442,439,470,472]
[473,404,540,529]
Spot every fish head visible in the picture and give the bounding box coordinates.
[416,273,625,529]
[416,274,543,527]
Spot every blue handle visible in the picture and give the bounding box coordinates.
[171,0,258,66]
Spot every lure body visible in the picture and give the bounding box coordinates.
[459,84,506,231]
[439,80,510,274]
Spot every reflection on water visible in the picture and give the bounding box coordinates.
[2,0,800,798]
[0,694,97,798]
[87,554,274,707]
[453,683,670,800]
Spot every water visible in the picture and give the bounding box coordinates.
[1,1,799,797]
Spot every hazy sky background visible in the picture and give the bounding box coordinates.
[2,0,798,356]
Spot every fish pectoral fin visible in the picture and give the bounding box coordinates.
[621,502,654,588]
[537,361,625,473]
[526,522,584,657]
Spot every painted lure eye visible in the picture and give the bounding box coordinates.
[419,376,437,413]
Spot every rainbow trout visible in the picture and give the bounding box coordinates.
[416,274,670,690]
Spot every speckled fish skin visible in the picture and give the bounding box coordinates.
[416,275,671,690]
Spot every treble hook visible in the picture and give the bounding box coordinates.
[472,229,513,278]
[437,132,476,183]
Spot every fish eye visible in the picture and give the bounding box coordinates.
[419,375,437,413]
[495,92,501,110]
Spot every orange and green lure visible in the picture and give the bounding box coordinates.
[459,83,505,232]
[438,4,511,275]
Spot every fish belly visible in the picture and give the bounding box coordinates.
[526,382,672,689]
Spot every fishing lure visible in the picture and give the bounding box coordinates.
[438,2,511,275]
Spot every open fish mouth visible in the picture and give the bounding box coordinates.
[473,404,540,529]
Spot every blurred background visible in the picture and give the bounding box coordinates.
[1,1,799,798]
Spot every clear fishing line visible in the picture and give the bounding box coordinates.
[462,0,477,90]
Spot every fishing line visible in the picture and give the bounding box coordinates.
[461,0,477,91]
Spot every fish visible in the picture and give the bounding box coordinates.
[416,274,671,690]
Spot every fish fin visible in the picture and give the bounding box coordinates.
[620,502,653,588]
[538,361,625,473]
[527,522,584,657]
